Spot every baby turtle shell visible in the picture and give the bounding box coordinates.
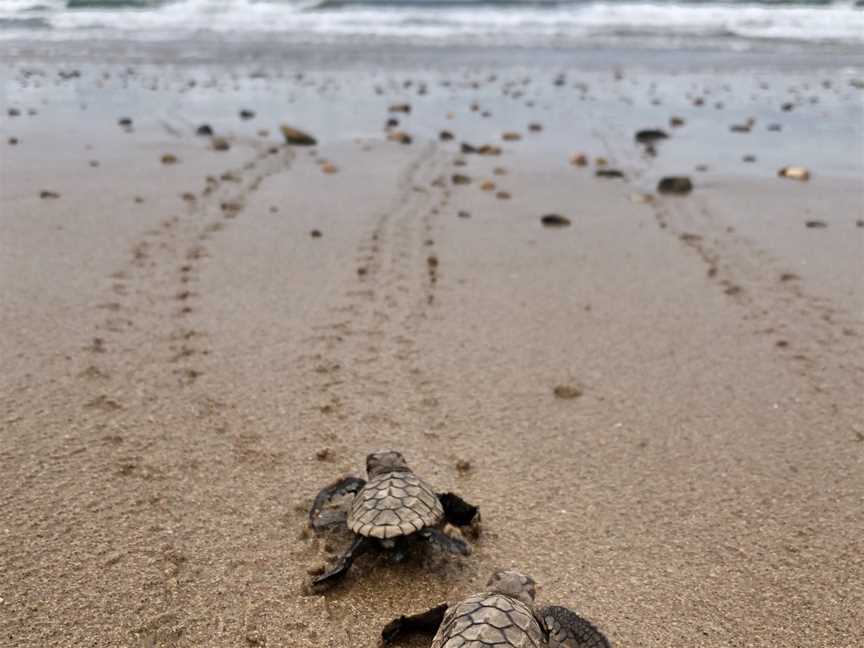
[347,470,444,539]
[432,593,545,648]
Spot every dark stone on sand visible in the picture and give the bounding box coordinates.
[670,116,685,127]
[196,124,214,136]
[461,142,501,155]
[161,153,178,165]
[541,214,571,228]
[528,122,543,132]
[439,130,454,141]
[280,125,317,146]
[118,117,132,127]
[553,385,582,399]
[239,109,255,120]
[456,459,472,472]
[386,117,399,128]
[452,174,471,185]
[767,123,782,132]
[40,190,60,199]
[781,102,794,112]
[8,137,18,145]
[742,155,757,163]
[389,103,411,113]
[211,137,230,151]
[458,210,470,219]
[657,176,693,195]
[388,131,412,145]
[730,122,753,133]
[635,129,669,144]
[595,169,625,179]
[805,220,827,228]
[8,108,20,117]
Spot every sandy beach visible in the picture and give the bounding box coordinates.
[2,43,863,647]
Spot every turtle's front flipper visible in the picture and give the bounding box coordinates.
[540,605,611,648]
[309,476,366,530]
[437,492,479,526]
[420,527,471,555]
[381,603,448,644]
[310,534,372,590]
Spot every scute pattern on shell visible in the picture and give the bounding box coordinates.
[431,594,545,648]
[348,470,444,539]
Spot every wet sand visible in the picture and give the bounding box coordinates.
[1,47,863,647]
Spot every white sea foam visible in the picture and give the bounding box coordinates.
[1,0,862,47]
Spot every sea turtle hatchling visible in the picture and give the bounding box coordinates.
[308,450,480,588]
[381,569,611,648]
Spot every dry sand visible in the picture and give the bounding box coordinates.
[1,49,863,647]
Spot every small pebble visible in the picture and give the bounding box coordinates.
[778,166,810,181]
[541,214,571,228]
[657,176,693,195]
[211,137,230,151]
[553,385,583,399]
[596,169,625,179]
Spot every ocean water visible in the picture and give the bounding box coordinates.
[0,0,862,49]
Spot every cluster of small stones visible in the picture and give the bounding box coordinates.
[432,594,544,648]
[347,471,444,539]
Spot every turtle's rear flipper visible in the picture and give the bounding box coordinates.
[420,527,471,556]
[309,476,366,531]
[381,603,448,644]
[540,605,611,648]
[438,492,479,526]
[310,535,372,590]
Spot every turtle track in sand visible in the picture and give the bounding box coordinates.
[297,142,456,445]
[592,119,864,409]
[70,141,297,646]
[79,141,294,402]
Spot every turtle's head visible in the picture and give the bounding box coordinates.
[487,569,537,605]
[366,450,410,477]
